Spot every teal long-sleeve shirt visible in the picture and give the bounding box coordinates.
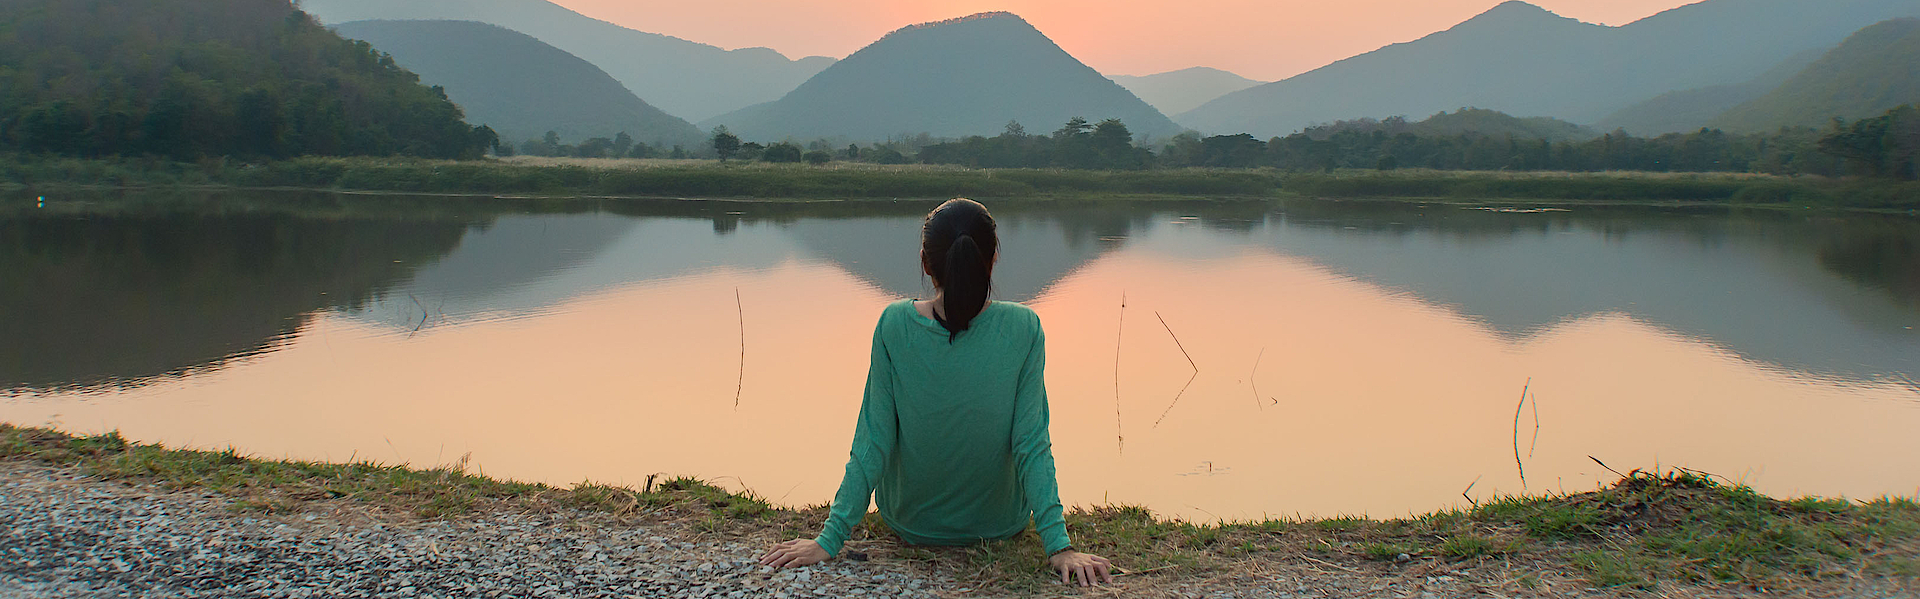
[814,299,1071,557]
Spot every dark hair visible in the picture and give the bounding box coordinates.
[922,198,997,342]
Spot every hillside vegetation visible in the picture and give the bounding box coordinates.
[699,12,1180,142]
[1712,18,1920,132]
[1596,47,1827,136]
[298,0,833,123]
[1179,0,1920,138]
[332,20,703,149]
[0,0,496,159]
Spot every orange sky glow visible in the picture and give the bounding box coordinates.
[549,0,1700,81]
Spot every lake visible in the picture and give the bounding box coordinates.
[3,190,1917,522]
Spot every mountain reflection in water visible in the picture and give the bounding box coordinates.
[3,191,1915,520]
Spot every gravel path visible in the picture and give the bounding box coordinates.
[0,464,950,599]
[5,462,1915,599]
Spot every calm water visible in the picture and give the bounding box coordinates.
[3,191,1918,521]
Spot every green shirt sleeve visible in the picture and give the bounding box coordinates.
[814,317,897,556]
[1011,317,1072,555]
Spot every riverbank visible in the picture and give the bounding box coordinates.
[4,155,1915,209]
[2,425,1914,597]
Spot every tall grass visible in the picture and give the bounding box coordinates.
[4,155,1915,207]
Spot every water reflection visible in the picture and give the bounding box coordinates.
[3,191,1917,520]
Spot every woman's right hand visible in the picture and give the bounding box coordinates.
[1048,550,1114,586]
[759,538,829,568]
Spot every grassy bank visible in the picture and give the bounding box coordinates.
[3,424,1914,593]
[5,155,1916,208]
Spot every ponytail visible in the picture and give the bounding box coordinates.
[936,234,991,341]
[921,198,998,343]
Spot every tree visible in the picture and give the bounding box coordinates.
[711,126,741,162]
[612,132,633,158]
[576,136,614,158]
[804,150,832,165]
[763,142,802,163]
[845,143,861,160]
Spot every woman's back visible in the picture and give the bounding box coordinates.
[812,299,1069,556]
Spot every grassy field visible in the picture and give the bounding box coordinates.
[4,424,1914,593]
[4,155,1916,209]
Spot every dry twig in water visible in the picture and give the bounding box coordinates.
[734,287,745,408]
[1151,311,1199,428]
[1513,378,1530,493]
[1113,292,1126,454]
[1249,347,1266,411]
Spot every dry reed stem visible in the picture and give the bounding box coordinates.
[1113,291,1126,454]
[734,287,745,408]
[1513,378,1530,493]
[1249,347,1265,411]
[1151,311,1200,428]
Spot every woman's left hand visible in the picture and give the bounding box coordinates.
[759,539,829,568]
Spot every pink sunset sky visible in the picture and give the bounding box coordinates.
[548,0,1699,81]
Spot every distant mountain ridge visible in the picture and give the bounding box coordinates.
[1595,47,1828,136]
[298,0,834,122]
[1178,0,1920,138]
[1710,18,1920,132]
[699,12,1180,142]
[333,20,703,147]
[1110,67,1265,117]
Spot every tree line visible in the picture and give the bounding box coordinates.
[0,0,498,160]
[908,107,1919,180]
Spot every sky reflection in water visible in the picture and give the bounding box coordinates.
[3,195,1917,520]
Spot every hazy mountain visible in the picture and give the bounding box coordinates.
[332,20,702,147]
[298,0,834,122]
[698,12,1180,142]
[1596,47,1828,136]
[1178,0,1920,138]
[1710,18,1920,132]
[1110,67,1265,117]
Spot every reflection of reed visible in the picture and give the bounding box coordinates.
[1513,378,1535,492]
[1249,347,1265,411]
[734,287,745,408]
[1151,311,1199,428]
[1114,292,1126,454]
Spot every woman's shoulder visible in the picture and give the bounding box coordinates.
[986,300,1042,328]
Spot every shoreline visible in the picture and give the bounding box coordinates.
[3,424,1915,596]
[5,156,1917,213]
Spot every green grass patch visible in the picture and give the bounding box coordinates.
[4,424,1916,592]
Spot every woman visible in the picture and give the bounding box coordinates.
[758,199,1114,587]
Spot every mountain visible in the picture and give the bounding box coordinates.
[699,12,1180,142]
[1178,0,1920,138]
[297,0,834,122]
[1710,18,1920,132]
[1414,108,1595,141]
[0,0,492,159]
[332,20,702,147]
[1596,47,1828,136]
[1110,67,1265,117]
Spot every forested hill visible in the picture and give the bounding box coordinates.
[333,20,703,148]
[0,0,495,159]
[699,12,1180,142]
[1710,18,1920,132]
[1595,47,1828,136]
